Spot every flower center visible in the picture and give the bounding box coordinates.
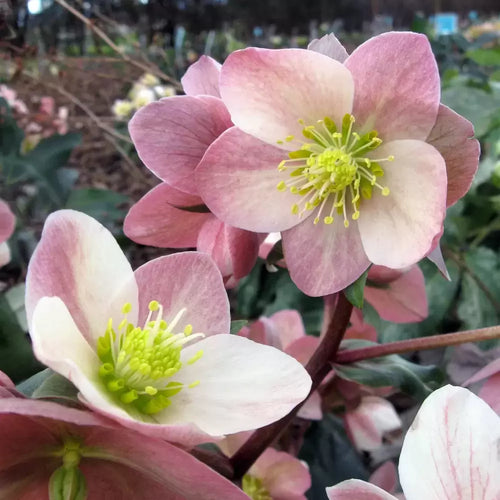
[276,114,393,227]
[242,474,272,500]
[96,301,204,415]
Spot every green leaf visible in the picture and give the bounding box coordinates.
[466,47,500,66]
[343,270,368,309]
[32,372,79,402]
[172,203,211,213]
[23,133,81,172]
[16,368,53,396]
[334,340,443,401]
[230,319,248,334]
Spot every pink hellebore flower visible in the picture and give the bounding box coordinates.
[0,199,15,268]
[25,210,311,446]
[0,398,250,500]
[326,385,500,500]
[124,56,260,288]
[196,32,479,296]
[464,357,500,415]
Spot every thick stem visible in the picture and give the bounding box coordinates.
[334,325,500,364]
[230,293,353,480]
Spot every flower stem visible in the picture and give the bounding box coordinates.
[229,293,353,480]
[334,325,500,364]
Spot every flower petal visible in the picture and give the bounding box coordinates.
[25,210,138,343]
[345,32,440,141]
[308,33,349,62]
[0,242,10,268]
[398,385,500,500]
[156,335,312,435]
[129,96,232,194]
[196,127,302,232]
[196,218,260,286]
[358,140,447,268]
[426,104,480,207]
[282,214,370,296]
[369,461,398,494]
[124,183,213,248]
[0,199,15,243]
[270,309,307,350]
[181,55,222,97]
[134,252,230,336]
[326,479,398,500]
[220,48,353,146]
[365,265,428,323]
[427,242,450,280]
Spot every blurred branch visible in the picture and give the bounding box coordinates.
[53,0,182,90]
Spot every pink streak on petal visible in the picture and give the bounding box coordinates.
[181,55,222,97]
[308,33,349,62]
[427,104,480,208]
[196,127,302,232]
[364,265,428,323]
[124,183,213,248]
[134,252,230,336]
[282,214,370,297]
[129,95,231,194]
[326,479,399,499]
[25,210,138,344]
[220,47,354,146]
[369,461,398,494]
[345,32,440,141]
[0,199,15,243]
[358,140,447,269]
[197,218,260,287]
[398,385,500,500]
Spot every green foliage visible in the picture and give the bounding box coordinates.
[344,270,368,309]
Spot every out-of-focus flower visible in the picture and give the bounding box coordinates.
[0,397,250,500]
[0,199,15,268]
[196,32,479,296]
[326,385,500,499]
[124,56,261,288]
[112,99,135,118]
[26,210,311,446]
[464,357,500,414]
[0,84,28,114]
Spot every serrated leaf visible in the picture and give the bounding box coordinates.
[334,340,443,401]
[230,319,248,334]
[344,269,368,309]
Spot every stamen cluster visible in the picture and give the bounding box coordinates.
[97,301,204,415]
[242,474,272,500]
[276,114,393,227]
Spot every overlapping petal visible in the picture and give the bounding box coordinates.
[308,33,348,62]
[326,479,397,500]
[0,199,15,243]
[181,55,222,98]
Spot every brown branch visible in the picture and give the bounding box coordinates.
[229,293,353,480]
[334,325,500,364]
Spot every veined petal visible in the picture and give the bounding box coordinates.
[282,214,370,297]
[326,479,398,500]
[26,210,138,344]
[220,48,354,146]
[129,96,231,194]
[358,140,447,269]
[156,335,312,435]
[345,32,440,141]
[134,252,230,336]
[308,33,349,62]
[399,385,500,500]
[181,55,222,97]
[124,183,213,248]
[0,199,15,243]
[196,127,302,232]
[426,104,480,207]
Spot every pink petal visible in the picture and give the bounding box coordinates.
[344,310,377,341]
[426,104,480,207]
[345,32,440,141]
[358,140,447,268]
[196,127,302,232]
[398,385,500,500]
[464,357,500,386]
[124,183,213,248]
[238,318,282,349]
[270,309,307,350]
[367,266,404,283]
[297,390,323,420]
[197,218,260,287]
[307,33,349,62]
[426,243,450,280]
[478,373,500,414]
[129,95,232,194]
[181,55,222,97]
[25,210,138,345]
[134,252,230,337]
[326,479,398,499]
[282,214,370,296]
[0,199,15,243]
[220,48,353,146]
[364,266,428,323]
[369,461,398,494]
[285,336,320,366]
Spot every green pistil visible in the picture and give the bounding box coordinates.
[242,474,272,500]
[276,113,393,227]
[97,301,204,415]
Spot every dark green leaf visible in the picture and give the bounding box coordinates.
[343,270,368,309]
[32,372,79,402]
[265,239,283,266]
[230,319,248,334]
